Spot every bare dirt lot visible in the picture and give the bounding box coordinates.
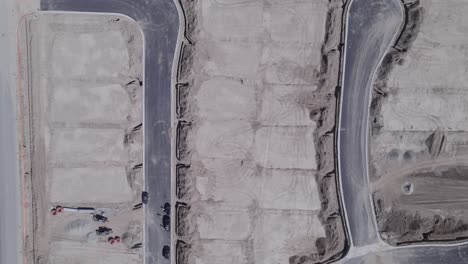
[173,0,347,263]
[18,13,144,263]
[370,0,468,245]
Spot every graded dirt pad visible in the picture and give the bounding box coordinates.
[48,241,140,264]
[174,0,346,263]
[50,167,133,204]
[18,13,144,263]
[369,0,468,245]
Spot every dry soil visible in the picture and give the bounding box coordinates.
[18,13,145,263]
[173,0,347,263]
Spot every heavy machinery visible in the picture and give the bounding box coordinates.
[50,206,63,215]
[96,226,113,236]
[108,236,121,245]
[50,205,95,215]
[92,213,108,223]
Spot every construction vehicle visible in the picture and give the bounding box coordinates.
[51,205,95,215]
[50,206,63,215]
[108,236,121,245]
[65,207,94,213]
[96,226,113,236]
[92,214,108,223]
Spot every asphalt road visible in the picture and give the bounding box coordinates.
[0,0,23,263]
[40,1,178,263]
[339,0,468,263]
[338,0,403,247]
[342,243,468,264]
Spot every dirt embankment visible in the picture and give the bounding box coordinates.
[291,1,349,263]
[173,0,349,263]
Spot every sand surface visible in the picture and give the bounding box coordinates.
[18,12,144,263]
[173,0,347,263]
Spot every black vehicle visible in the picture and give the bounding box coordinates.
[162,202,170,215]
[162,215,170,231]
[162,245,170,259]
[92,214,108,223]
[96,226,113,236]
[142,191,149,204]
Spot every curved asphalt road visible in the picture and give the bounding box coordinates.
[338,0,403,247]
[340,0,468,263]
[40,1,178,263]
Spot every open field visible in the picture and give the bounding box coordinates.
[18,13,144,263]
[370,0,468,245]
[173,0,346,263]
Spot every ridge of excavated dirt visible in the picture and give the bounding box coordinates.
[289,1,350,263]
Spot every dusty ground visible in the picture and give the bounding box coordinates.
[173,0,346,263]
[18,13,144,263]
[370,0,468,245]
